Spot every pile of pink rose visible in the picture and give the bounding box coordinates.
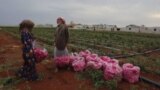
[33,48,140,83]
[34,48,48,63]
[54,50,140,83]
[32,41,49,63]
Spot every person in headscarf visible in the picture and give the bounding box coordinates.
[17,20,38,81]
[53,17,69,71]
[54,17,69,57]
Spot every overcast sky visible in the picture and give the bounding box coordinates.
[0,0,160,27]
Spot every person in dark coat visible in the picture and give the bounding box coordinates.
[54,17,69,58]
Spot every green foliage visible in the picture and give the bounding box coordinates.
[105,79,118,90]
[0,77,22,90]
[2,27,160,53]
[78,69,118,90]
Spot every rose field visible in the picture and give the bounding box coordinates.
[0,27,160,90]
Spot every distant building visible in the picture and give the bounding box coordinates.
[120,24,160,34]
[87,24,117,31]
[105,25,117,31]
[72,24,84,29]
[70,23,118,31]
[69,21,160,34]
[145,27,160,34]
[122,24,141,33]
[36,24,53,28]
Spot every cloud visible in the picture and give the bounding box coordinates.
[149,13,160,19]
[0,0,160,27]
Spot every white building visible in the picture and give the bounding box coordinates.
[121,24,140,33]
[120,24,160,34]
[105,25,117,31]
[70,23,160,34]
[72,24,84,29]
[88,24,117,31]
[144,27,160,34]
[36,24,53,28]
